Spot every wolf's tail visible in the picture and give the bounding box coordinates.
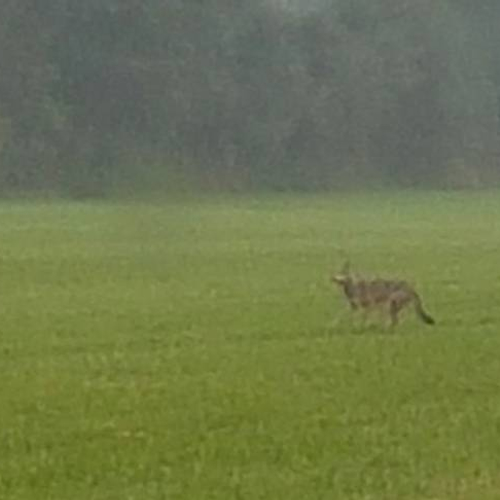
[414,294,435,325]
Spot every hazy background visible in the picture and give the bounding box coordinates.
[2,0,500,196]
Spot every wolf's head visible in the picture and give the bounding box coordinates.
[331,260,351,285]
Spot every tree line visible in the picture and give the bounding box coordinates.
[1,0,500,196]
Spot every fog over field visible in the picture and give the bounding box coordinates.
[1,1,500,195]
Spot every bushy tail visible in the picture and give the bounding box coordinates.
[413,294,435,325]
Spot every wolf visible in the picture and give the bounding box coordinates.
[331,261,435,327]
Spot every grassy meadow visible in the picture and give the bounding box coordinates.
[1,192,500,499]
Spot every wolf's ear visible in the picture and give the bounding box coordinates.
[341,259,350,274]
[336,248,350,273]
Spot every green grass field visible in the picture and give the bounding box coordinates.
[1,192,500,499]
